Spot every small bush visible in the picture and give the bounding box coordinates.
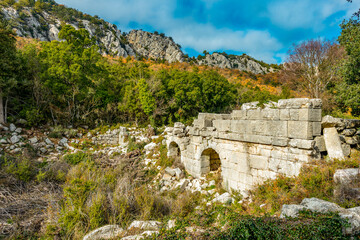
[2,155,36,182]
[63,151,90,165]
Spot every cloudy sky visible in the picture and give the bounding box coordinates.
[56,0,360,63]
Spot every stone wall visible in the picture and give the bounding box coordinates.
[166,98,323,195]
[92,127,128,146]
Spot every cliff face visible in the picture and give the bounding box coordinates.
[127,30,184,63]
[1,6,136,57]
[197,52,273,74]
[1,3,276,73]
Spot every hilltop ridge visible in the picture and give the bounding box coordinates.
[0,0,277,74]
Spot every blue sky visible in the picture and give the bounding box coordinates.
[56,0,360,63]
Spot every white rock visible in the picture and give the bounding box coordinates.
[334,169,359,185]
[209,180,216,187]
[167,220,176,229]
[144,142,156,153]
[29,137,38,144]
[9,123,16,132]
[212,192,233,204]
[10,135,20,144]
[83,225,124,240]
[45,138,54,146]
[280,204,306,218]
[128,221,162,231]
[165,167,176,176]
[300,198,343,213]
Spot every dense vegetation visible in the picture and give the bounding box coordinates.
[0,14,291,128]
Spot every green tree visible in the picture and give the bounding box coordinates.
[337,19,360,115]
[39,24,102,124]
[138,78,156,125]
[0,16,19,123]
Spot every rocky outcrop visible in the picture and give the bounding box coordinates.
[280,198,360,235]
[197,52,272,74]
[1,6,136,57]
[1,4,276,74]
[127,30,184,63]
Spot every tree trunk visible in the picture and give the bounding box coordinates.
[0,89,5,124]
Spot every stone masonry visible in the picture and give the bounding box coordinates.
[165,98,323,194]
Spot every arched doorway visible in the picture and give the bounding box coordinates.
[168,142,181,160]
[200,148,221,175]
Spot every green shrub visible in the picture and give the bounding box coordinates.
[2,156,36,182]
[63,151,90,165]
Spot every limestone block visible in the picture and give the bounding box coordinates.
[261,109,280,120]
[321,115,344,129]
[289,109,299,120]
[278,98,310,109]
[272,137,288,146]
[213,120,231,132]
[280,109,290,120]
[342,129,357,136]
[345,136,358,145]
[252,120,267,135]
[231,110,247,120]
[334,168,359,185]
[268,157,281,172]
[343,119,360,128]
[312,122,321,136]
[267,121,288,137]
[323,127,345,160]
[247,109,261,120]
[241,101,259,110]
[174,122,185,129]
[310,99,322,108]
[289,139,315,150]
[299,108,322,122]
[249,155,268,170]
[314,136,326,152]
[342,143,351,157]
[230,120,247,134]
[288,121,313,140]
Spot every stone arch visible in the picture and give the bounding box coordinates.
[168,141,181,159]
[200,148,221,176]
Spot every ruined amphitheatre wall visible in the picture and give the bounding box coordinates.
[165,98,323,194]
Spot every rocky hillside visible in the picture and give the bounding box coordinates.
[197,52,274,74]
[0,1,276,73]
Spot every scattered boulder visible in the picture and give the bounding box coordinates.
[280,198,360,235]
[334,169,359,185]
[212,192,233,204]
[144,142,156,154]
[83,225,124,240]
[127,221,162,231]
[10,135,20,144]
[29,137,38,144]
[9,123,16,132]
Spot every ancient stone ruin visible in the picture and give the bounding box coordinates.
[165,98,360,195]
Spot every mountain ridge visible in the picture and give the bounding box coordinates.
[0,0,278,74]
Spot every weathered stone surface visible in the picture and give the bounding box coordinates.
[323,127,344,160]
[301,198,343,213]
[288,121,313,140]
[9,123,16,132]
[342,129,357,136]
[280,204,306,218]
[289,139,315,150]
[314,136,326,152]
[342,143,351,157]
[321,115,344,128]
[128,221,162,231]
[10,135,20,144]
[174,122,185,129]
[345,136,358,145]
[334,169,359,185]
[211,192,233,204]
[83,225,123,240]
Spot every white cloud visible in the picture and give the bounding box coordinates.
[267,0,360,30]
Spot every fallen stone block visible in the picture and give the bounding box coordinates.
[334,168,359,185]
[323,127,345,160]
